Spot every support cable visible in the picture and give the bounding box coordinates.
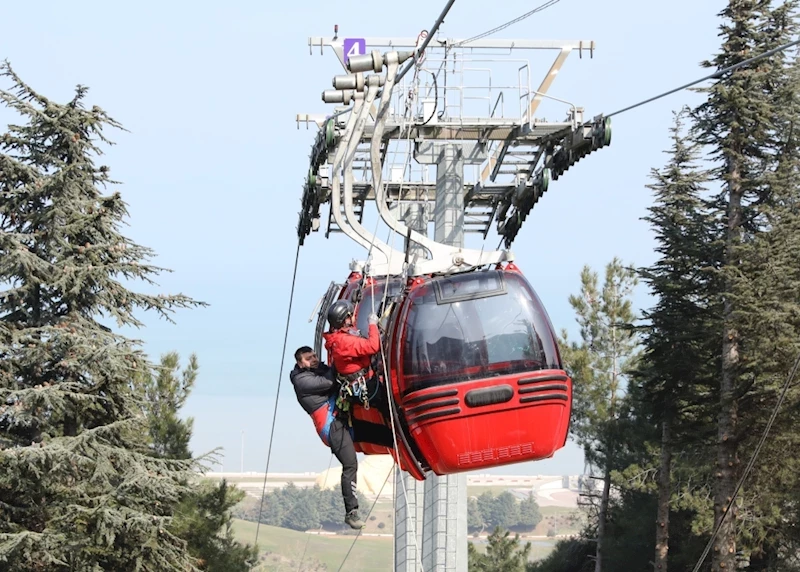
[495,37,800,249]
[690,348,800,572]
[392,0,456,86]
[453,0,561,47]
[606,38,800,118]
[254,240,302,545]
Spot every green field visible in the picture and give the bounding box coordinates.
[232,519,564,570]
[231,486,584,569]
[206,475,303,485]
[469,537,559,561]
[232,511,580,570]
[232,519,392,571]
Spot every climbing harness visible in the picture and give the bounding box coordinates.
[337,369,371,411]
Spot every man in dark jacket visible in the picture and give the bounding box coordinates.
[289,345,394,530]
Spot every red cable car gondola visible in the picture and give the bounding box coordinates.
[315,262,572,481]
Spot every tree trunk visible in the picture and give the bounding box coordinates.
[713,158,741,572]
[595,464,611,572]
[596,281,621,572]
[748,544,777,570]
[654,418,672,571]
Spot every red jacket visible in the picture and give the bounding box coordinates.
[323,324,381,376]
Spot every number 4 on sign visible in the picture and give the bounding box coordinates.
[343,38,366,65]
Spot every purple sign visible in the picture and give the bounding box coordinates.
[342,38,366,64]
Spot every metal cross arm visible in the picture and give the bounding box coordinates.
[309,36,596,53]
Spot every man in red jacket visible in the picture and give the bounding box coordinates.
[322,299,390,419]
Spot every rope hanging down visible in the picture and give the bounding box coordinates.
[254,240,302,546]
[370,230,426,571]
[335,468,393,572]
[690,348,800,572]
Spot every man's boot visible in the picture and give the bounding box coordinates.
[345,509,365,530]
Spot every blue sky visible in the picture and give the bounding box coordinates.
[1,0,725,475]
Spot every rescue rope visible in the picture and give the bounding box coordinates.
[369,228,426,572]
[375,328,426,572]
[254,240,302,546]
[374,84,425,567]
[335,467,393,572]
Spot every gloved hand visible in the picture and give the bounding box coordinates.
[368,313,379,325]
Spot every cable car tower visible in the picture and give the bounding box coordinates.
[296,27,610,572]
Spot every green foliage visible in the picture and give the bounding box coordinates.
[560,258,639,468]
[468,527,531,572]
[169,480,258,572]
[0,61,206,571]
[141,352,257,571]
[559,259,639,572]
[141,351,198,460]
[526,538,594,572]
[468,496,484,530]
[637,106,720,432]
[599,489,658,571]
[689,1,800,568]
[235,483,363,531]
[470,491,542,532]
[517,493,542,530]
[538,4,800,571]
[628,107,722,570]
[572,4,800,570]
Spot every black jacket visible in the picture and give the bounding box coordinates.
[289,362,336,415]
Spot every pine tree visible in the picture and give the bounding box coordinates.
[468,496,484,531]
[143,351,198,460]
[468,527,531,572]
[526,537,594,572]
[560,258,639,572]
[141,352,258,570]
[517,493,542,531]
[0,62,205,570]
[636,107,718,571]
[493,492,521,530]
[168,480,258,572]
[728,9,800,561]
[691,2,800,568]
